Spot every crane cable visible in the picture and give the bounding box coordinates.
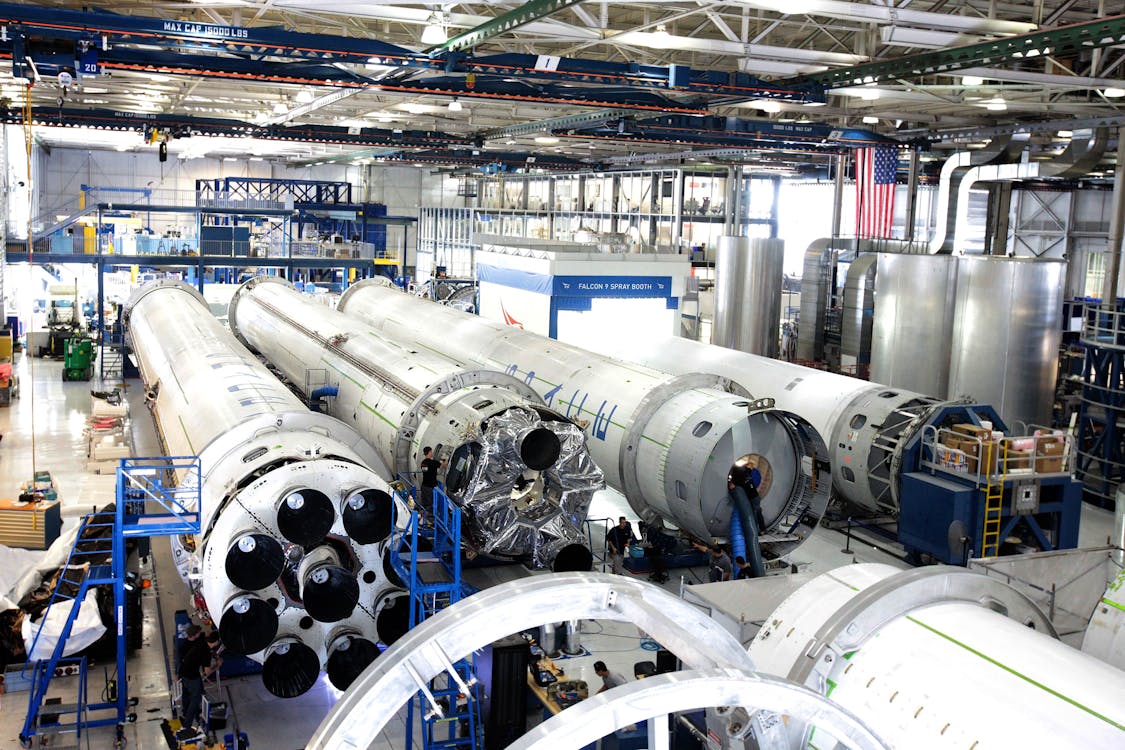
[22,81,36,484]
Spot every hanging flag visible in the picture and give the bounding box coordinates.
[855,146,898,239]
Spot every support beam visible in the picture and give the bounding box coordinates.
[1101,132,1125,303]
[793,14,1125,89]
[435,0,587,53]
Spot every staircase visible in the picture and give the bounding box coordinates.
[19,457,201,749]
[99,344,123,384]
[391,484,483,750]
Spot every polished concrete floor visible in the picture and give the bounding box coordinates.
[0,351,1115,749]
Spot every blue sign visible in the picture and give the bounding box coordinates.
[78,49,100,77]
[553,276,671,297]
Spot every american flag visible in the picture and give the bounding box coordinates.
[855,146,898,239]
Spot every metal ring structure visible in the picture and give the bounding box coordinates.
[787,565,1059,691]
[226,274,293,349]
[391,369,543,475]
[616,372,742,521]
[308,572,855,750]
[510,668,887,750]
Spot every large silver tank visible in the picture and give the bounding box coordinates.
[712,235,784,358]
[947,256,1064,429]
[871,253,959,396]
[840,254,877,371]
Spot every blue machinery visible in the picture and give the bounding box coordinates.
[389,481,483,750]
[896,404,1081,565]
[19,456,201,749]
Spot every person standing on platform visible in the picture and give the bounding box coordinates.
[419,446,444,507]
[177,625,216,731]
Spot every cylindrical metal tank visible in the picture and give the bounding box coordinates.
[870,253,959,396]
[840,254,877,371]
[750,564,1125,749]
[337,282,831,561]
[713,236,784,358]
[227,277,603,571]
[124,280,408,696]
[947,257,1064,430]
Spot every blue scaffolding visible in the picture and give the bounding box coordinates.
[389,482,483,750]
[19,457,201,749]
[1076,305,1125,509]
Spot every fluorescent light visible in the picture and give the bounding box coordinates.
[148,74,171,82]
[272,101,287,114]
[802,100,827,107]
[754,100,782,113]
[403,103,427,114]
[421,12,447,45]
[985,97,1007,111]
[1057,130,1074,138]
[448,98,462,112]
[862,115,879,124]
[294,90,313,104]
[960,75,985,86]
[377,117,393,123]
[859,88,881,101]
[534,136,560,144]
[650,24,671,48]
[1103,87,1125,98]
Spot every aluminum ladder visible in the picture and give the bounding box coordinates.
[19,457,202,749]
[390,483,483,750]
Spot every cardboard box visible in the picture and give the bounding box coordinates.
[1037,438,1065,456]
[1004,448,1034,472]
[953,423,991,440]
[1035,455,1065,473]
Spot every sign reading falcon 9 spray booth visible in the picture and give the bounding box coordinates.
[553,276,672,297]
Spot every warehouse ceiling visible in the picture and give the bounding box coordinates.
[2,1,1123,170]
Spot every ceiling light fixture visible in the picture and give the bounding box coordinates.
[1057,130,1074,138]
[1103,87,1125,98]
[272,101,287,115]
[650,24,671,48]
[421,13,447,45]
[534,135,560,144]
[448,98,462,112]
[755,100,782,113]
[859,87,881,100]
[985,97,1007,111]
[403,103,427,114]
[960,75,985,86]
[294,90,314,104]
[862,115,879,124]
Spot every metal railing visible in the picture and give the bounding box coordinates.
[1082,306,1125,350]
[919,425,1075,486]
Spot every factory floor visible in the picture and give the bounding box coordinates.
[0,352,1117,749]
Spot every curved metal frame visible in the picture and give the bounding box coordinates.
[788,566,1059,691]
[226,274,291,349]
[310,573,761,749]
[616,372,747,521]
[511,668,887,750]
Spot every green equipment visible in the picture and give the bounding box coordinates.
[63,338,95,382]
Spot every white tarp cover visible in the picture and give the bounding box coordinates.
[21,587,107,660]
[0,524,82,612]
